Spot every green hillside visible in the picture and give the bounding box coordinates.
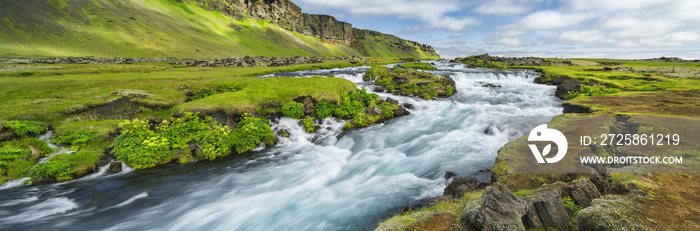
[0,0,361,58]
[0,0,438,59]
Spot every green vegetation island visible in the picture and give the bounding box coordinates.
[0,0,698,231]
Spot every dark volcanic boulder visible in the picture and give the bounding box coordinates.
[292,95,316,116]
[562,102,593,114]
[483,124,496,135]
[535,77,585,99]
[577,199,640,231]
[392,107,410,116]
[444,171,456,180]
[0,122,17,142]
[568,178,602,207]
[385,97,399,105]
[365,105,383,116]
[401,103,414,109]
[521,187,569,230]
[444,177,478,198]
[460,183,526,231]
[109,162,123,173]
[537,178,602,208]
[392,75,410,85]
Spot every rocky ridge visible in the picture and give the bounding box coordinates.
[170,56,363,67]
[2,56,363,68]
[182,0,438,57]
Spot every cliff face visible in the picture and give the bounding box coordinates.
[186,0,439,58]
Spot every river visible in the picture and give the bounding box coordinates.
[0,60,562,230]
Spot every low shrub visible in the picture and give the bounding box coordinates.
[377,102,396,118]
[111,112,276,168]
[229,116,276,155]
[48,150,101,175]
[333,88,377,119]
[28,159,74,182]
[333,98,364,119]
[5,138,54,156]
[3,120,47,136]
[54,129,100,150]
[301,117,315,133]
[280,102,304,119]
[0,146,29,168]
[566,84,620,99]
[314,101,335,118]
[12,71,34,77]
[563,196,582,216]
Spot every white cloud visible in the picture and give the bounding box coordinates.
[639,31,700,47]
[486,30,531,47]
[563,0,669,12]
[617,40,640,48]
[299,0,700,58]
[514,10,593,30]
[491,37,526,46]
[600,17,679,39]
[475,0,546,15]
[558,30,604,43]
[297,0,480,31]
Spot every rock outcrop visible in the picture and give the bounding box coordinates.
[460,183,526,231]
[521,187,569,230]
[563,101,594,114]
[444,177,479,198]
[459,178,603,231]
[109,162,123,173]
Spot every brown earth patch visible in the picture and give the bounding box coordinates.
[628,173,700,230]
[573,91,700,116]
[407,212,461,231]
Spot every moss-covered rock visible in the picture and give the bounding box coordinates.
[365,66,456,99]
[577,198,641,231]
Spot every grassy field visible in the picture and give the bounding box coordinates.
[0,57,406,184]
[0,58,400,122]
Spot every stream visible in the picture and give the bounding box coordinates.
[0,60,562,230]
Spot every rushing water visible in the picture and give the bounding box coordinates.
[0,61,562,230]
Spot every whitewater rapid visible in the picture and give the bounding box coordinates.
[0,61,561,230]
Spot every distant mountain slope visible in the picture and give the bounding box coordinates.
[0,0,439,59]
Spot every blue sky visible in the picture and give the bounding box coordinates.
[293,0,700,59]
